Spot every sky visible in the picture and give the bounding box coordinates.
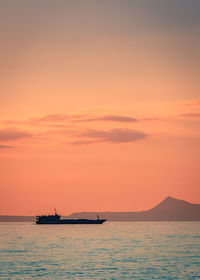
[0,0,200,215]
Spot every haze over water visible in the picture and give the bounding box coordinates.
[0,222,199,279]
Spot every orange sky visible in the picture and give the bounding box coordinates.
[0,1,200,215]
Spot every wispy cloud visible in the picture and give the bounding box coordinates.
[2,113,161,130]
[30,114,72,123]
[2,120,23,125]
[0,145,13,149]
[70,128,147,145]
[179,112,200,118]
[72,115,138,123]
[30,113,138,124]
[0,128,32,141]
[184,100,200,107]
[70,140,99,145]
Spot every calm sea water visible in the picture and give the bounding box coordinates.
[0,222,199,279]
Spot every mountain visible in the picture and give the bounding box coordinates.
[0,216,35,222]
[66,196,200,221]
[1,196,200,222]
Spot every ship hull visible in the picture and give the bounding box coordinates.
[36,219,106,224]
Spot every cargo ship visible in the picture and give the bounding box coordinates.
[36,209,106,224]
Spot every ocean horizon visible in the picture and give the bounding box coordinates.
[0,221,199,279]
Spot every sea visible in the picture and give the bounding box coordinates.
[0,222,199,279]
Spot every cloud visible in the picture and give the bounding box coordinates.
[4,113,159,129]
[2,120,22,125]
[69,140,99,145]
[72,115,138,123]
[30,113,138,124]
[30,114,71,123]
[0,128,32,141]
[179,112,200,118]
[0,145,13,149]
[70,128,147,145]
[184,100,200,107]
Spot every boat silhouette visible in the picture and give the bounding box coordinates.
[36,209,106,224]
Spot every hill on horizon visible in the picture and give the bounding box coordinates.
[67,196,200,221]
[1,196,200,222]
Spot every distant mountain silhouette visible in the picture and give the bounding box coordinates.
[0,215,35,222]
[66,196,200,221]
[1,196,200,222]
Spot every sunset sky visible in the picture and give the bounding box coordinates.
[0,0,200,215]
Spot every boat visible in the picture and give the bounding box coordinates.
[36,209,107,224]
